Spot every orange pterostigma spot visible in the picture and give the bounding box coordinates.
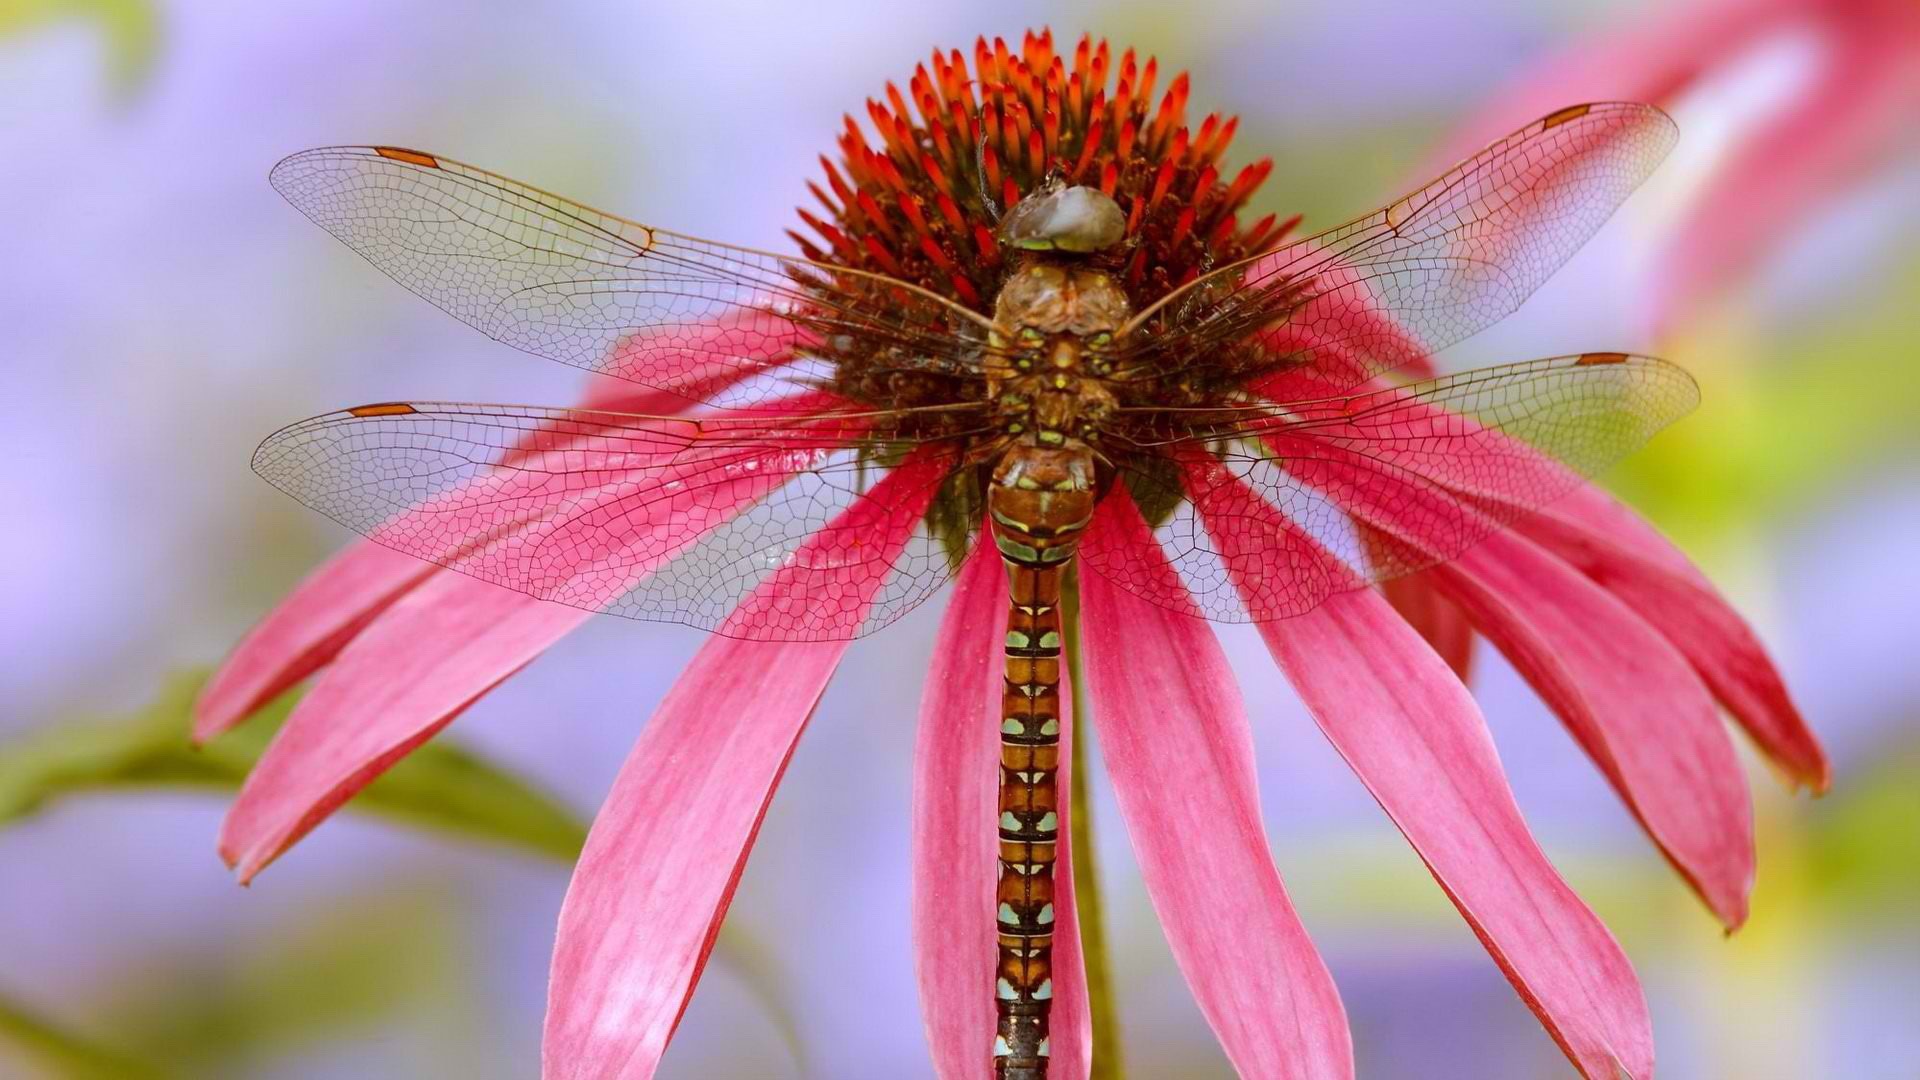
[1576,352,1631,366]
[374,147,440,169]
[1541,103,1593,129]
[348,402,419,417]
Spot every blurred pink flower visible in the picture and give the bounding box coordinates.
[201,31,1830,1080]
[1437,0,1920,331]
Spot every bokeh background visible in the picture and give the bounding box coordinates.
[2,1,1916,1077]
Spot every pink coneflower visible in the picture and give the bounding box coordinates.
[1435,0,1920,331]
[202,30,1824,1080]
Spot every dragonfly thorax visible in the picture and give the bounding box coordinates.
[984,258,1127,568]
[988,260,1131,448]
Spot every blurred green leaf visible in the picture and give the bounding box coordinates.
[0,670,587,864]
[1,882,487,1079]
[115,883,484,1076]
[0,0,161,97]
[0,995,170,1080]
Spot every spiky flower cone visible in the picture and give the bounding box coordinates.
[794,29,1292,313]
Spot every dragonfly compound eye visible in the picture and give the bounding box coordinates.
[1000,185,1127,254]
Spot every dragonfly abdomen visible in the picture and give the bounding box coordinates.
[988,444,1096,1079]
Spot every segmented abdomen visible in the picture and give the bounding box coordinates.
[986,444,1095,1080]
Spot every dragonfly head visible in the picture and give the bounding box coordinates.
[999,184,1126,254]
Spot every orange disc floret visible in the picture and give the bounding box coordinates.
[790,29,1292,314]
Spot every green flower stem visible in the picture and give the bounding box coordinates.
[1061,566,1124,1078]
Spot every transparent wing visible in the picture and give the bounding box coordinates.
[251,400,981,640]
[270,146,996,404]
[1122,103,1679,391]
[1084,353,1698,622]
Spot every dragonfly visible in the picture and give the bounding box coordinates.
[260,99,1688,1079]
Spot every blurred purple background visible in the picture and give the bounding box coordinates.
[3,1,1916,1077]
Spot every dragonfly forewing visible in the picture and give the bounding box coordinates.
[270,146,999,408]
[1122,103,1678,393]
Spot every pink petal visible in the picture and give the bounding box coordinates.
[1079,494,1353,1079]
[218,574,589,880]
[1378,575,1476,682]
[1247,251,1439,399]
[194,356,795,743]
[1421,0,1800,171]
[1255,592,1653,1080]
[1255,310,1437,391]
[543,449,958,1079]
[1246,388,1754,921]
[362,392,855,612]
[1428,0,1920,327]
[713,446,944,640]
[544,635,843,1079]
[221,408,857,879]
[598,307,803,394]
[1191,466,1652,1079]
[1250,362,1820,794]
[576,370,787,416]
[1651,11,1920,327]
[192,542,436,742]
[910,541,1007,1078]
[1044,655,1092,1080]
[1518,494,1829,791]
[1544,485,1707,583]
[1261,398,1578,512]
[1172,444,1368,618]
[1429,530,1754,928]
[908,538,1094,1080]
